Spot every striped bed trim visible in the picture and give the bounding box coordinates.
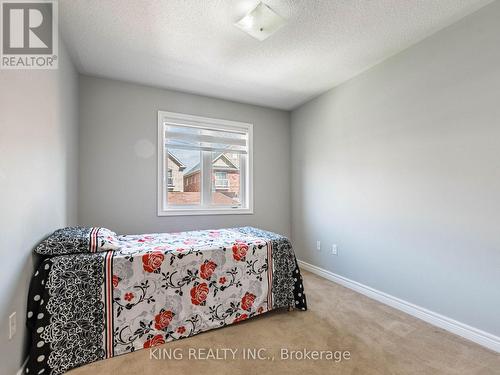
[104,251,114,358]
[89,227,100,253]
[266,240,273,310]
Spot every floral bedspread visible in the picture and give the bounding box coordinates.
[25,227,307,374]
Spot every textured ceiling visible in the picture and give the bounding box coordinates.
[59,0,493,110]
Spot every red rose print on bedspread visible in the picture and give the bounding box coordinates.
[200,260,217,280]
[142,251,164,273]
[112,274,121,288]
[241,292,256,311]
[190,283,209,306]
[154,309,174,330]
[232,242,248,261]
[233,314,248,323]
[143,334,165,348]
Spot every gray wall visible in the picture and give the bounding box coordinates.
[291,2,500,337]
[0,40,79,374]
[78,76,291,237]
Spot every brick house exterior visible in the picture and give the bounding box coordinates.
[183,172,201,192]
[166,152,186,191]
[167,153,240,205]
[183,154,240,196]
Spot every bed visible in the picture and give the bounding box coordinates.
[25,226,307,374]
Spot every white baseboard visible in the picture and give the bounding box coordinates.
[16,357,28,375]
[297,260,500,353]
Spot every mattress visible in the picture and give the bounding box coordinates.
[25,227,307,374]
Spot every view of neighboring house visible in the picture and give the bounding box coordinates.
[184,153,240,196]
[166,152,186,191]
[167,152,240,205]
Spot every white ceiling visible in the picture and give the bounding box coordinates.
[60,0,493,110]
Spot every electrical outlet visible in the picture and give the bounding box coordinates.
[9,312,16,340]
[316,240,321,251]
[332,244,338,255]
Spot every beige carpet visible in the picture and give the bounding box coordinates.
[70,270,500,375]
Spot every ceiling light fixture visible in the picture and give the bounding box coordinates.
[234,2,286,41]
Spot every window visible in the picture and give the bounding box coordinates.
[167,169,173,187]
[215,172,228,189]
[158,111,253,216]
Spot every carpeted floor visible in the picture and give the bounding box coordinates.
[70,270,500,375]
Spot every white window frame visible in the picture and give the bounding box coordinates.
[157,110,254,216]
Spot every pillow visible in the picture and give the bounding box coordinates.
[35,227,121,256]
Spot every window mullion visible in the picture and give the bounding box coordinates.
[201,151,212,207]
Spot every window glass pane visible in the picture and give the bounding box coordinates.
[211,152,241,206]
[166,149,201,206]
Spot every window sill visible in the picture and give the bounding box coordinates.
[157,208,254,216]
